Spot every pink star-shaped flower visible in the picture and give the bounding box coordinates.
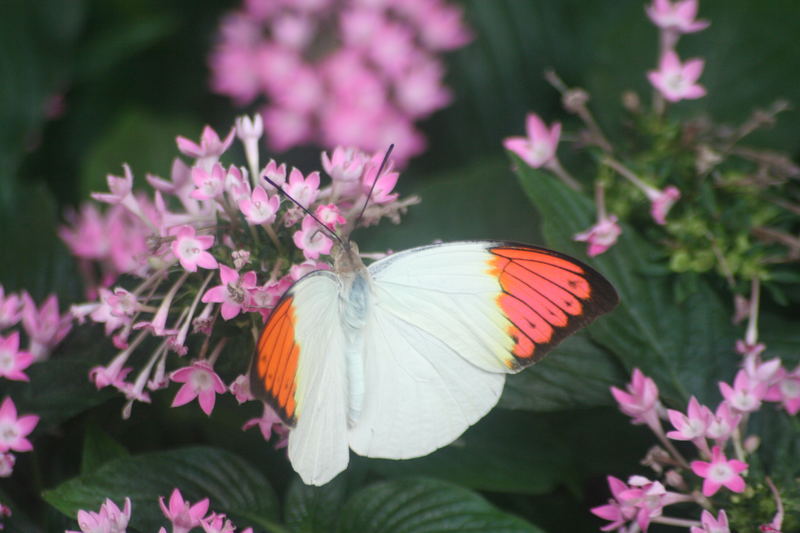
[293,215,333,260]
[191,163,226,201]
[201,265,257,320]
[239,186,280,225]
[284,168,320,208]
[610,368,661,429]
[176,125,235,160]
[574,215,621,257]
[666,396,712,441]
[21,292,72,361]
[690,509,729,533]
[719,369,767,413]
[691,446,748,497]
[159,488,210,533]
[646,0,709,34]
[645,185,681,225]
[90,164,134,205]
[705,401,741,445]
[170,361,227,416]
[66,497,132,533]
[0,397,39,453]
[0,286,22,329]
[170,225,218,272]
[648,50,706,103]
[0,331,34,382]
[362,152,399,204]
[765,365,800,415]
[322,146,368,183]
[503,113,561,168]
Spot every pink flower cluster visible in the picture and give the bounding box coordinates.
[0,286,70,482]
[593,336,795,531]
[60,117,417,447]
[209,0,471,165]
[646,0,708,102]
[66,488,255,533]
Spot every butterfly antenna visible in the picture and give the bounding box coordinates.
[350,144,394,242]
[261,172,346,247]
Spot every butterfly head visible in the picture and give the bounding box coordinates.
[332,240,366,275]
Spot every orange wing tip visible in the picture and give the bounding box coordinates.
[487,244,618,366]
[250,296,300,426]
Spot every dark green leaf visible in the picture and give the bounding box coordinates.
[43,446,279,532]
[79,108,201,199]
[285,475,348,533]
[512,157,737,405]
[366,410,574,496]
[500,333,624,411]
[355,157,542,253]
[81,424,129,474]
[337,477,545,533]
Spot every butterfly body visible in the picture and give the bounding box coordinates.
[251,241,618,485]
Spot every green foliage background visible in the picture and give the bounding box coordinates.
[1,0,799,531]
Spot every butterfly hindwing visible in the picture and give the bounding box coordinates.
[250,270,350,486]
[349,241,618,458]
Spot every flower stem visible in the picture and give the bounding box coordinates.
[544,158,583,191]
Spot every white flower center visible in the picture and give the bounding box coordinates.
[709,462,733,482]
[178,238,201,259]
[0,422,18,445]
[781,379,800,399]
[191,369,212,391]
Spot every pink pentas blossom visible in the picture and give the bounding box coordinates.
[574,215,621,257]
[666,396,711,441]
[0,286,22,329]
[645,185,681,225]
[322,146,368,185]
[244,404,289,449]
[719,369,767,413]
[191,163,226,201]
[743,354,782,386]
[293,215,333,260]
[646,0,709,34]
[0,452,15,477]
[610,368,661,429]
[289,260,330,282]
[315,204,346,230]
[209,0,469,164]
[690,509,730,533]
[229,374,252,404]
[284,168,320,208]
[765,365,800,415]
[239,186,280,225]
[503,113,561,169]
[67,497,131,533]
[171,225,218,272]
[616,476,687,531]
[201,265,258,320]
[21,292,72,361]
[170,360,227,415]
[200,513,236,533]
[0,397,39,453]
[159,488,210,533]
[261,159,288,187]
[176,125,235,168]
[648,50,706,102]
[691,446,748,497]
[736,338,766,358]
[91,164,134,205]
[0,331,33,382]
[705,401,741,444]
[362,153,399,204]
[590,476,638,531]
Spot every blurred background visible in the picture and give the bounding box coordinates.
[1,0,799,530]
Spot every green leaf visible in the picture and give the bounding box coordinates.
[285,475,349,533]
[366,410,573,496]
[43,446,279,532]
[79,107,201,200]
[0,330,116,428]
[512,157,737,406]
[81,424,129,474]
[355,157,542,253]
[499,333,624,411]
[337,477,545,533]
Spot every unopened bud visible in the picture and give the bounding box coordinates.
[664,469,686,490]
[622,91,641,113]
[563,88,589,113]
[744,435,761,454]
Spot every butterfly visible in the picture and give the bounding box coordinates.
[250,150,619,486]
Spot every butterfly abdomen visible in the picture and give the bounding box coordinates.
[341,272,370,427]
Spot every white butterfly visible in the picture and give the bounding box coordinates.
[250,237,618,485]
